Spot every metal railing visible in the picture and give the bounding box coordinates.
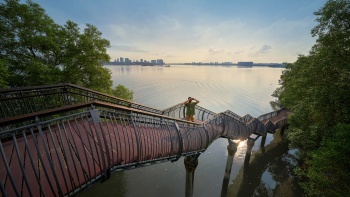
[0,83,290,197]
[0,100,288,197]
[161,103,216,122]
[0,83,163,119]
[0,101,204,196]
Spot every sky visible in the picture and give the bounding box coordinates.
[32,0,328,63]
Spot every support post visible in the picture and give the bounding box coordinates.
[260,131,267,148]
[244,138,255,167]
[221,139,239,197]
[280,125,286,135]
[184,155,199,197]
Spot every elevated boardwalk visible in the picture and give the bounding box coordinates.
[0,84,289,197]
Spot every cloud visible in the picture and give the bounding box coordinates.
[248,44,272,58]
[110,45,147,53]
[257,45,272,53]
[153,15,182,30]
[250,46,256,50]
[233,50,244,54]
[103,10,316,63]
[208,48,225,54]
[34,0,327,63]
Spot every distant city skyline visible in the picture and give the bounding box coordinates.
[113,57,164,64]
[106,56,284,66]
[34,0,327,63]
[110,57,284,65]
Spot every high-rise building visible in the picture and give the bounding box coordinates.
[120,57,124,63]
[157,59,164,64]
[238,62,253,66]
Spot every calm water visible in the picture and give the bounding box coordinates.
[79,65,301,197]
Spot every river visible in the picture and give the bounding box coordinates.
[78,65,302,197]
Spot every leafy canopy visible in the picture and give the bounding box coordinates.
[0,0,133,100]
[111,84,134,101]
[0,59,9,88]
[274,0,350,196]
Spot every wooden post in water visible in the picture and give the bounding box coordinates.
[260,131,267,148]
[221,139,239,197]
[244,138,255,166]
[184,155,199,197]
[280,125,286,135]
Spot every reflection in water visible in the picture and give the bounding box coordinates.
[226,129,302,197]
[184,155,200,197]
[79,172,127,197]
[78,130,301,197]
[221,140,239,197]
[243,137,258,167]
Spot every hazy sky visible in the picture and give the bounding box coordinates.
[33,0,327,63]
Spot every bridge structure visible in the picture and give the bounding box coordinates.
[0,83,289,197]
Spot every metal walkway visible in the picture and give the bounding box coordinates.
[0,84,289,197]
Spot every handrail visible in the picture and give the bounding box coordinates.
[0,102,91,127]
[0,100,200,128]
[94,101,201,125]
[0,83,69,93]
[0,83,163,119]
[161,102,216,121]
[0,99,289,197]
[0,100,209,196]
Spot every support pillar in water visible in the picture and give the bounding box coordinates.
[221,139,239,197]
[184,154,199,197]
[260,131,267,148]
[280,125,286,135]
[244,138,255,166]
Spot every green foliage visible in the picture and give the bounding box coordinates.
[0,0,129,96]
[111,84,134,101]
[59,21,112,92]
[0,59,9,88]
[270,86,282,110]
[304,124,350,197]
[274,0,350,195]
[0,0,62,86]
[277,0,350,151]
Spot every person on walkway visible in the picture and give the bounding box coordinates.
[184,97,200,122]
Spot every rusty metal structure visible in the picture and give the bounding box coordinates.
[0,84,288,196]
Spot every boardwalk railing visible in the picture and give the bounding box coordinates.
[0,101,203,197]
[0,98,288,197]
[161,103,216,121]
[0,83,163,119]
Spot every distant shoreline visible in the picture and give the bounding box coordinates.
[104,63,286,68]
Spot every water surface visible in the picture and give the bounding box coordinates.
[110,65,281,116]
